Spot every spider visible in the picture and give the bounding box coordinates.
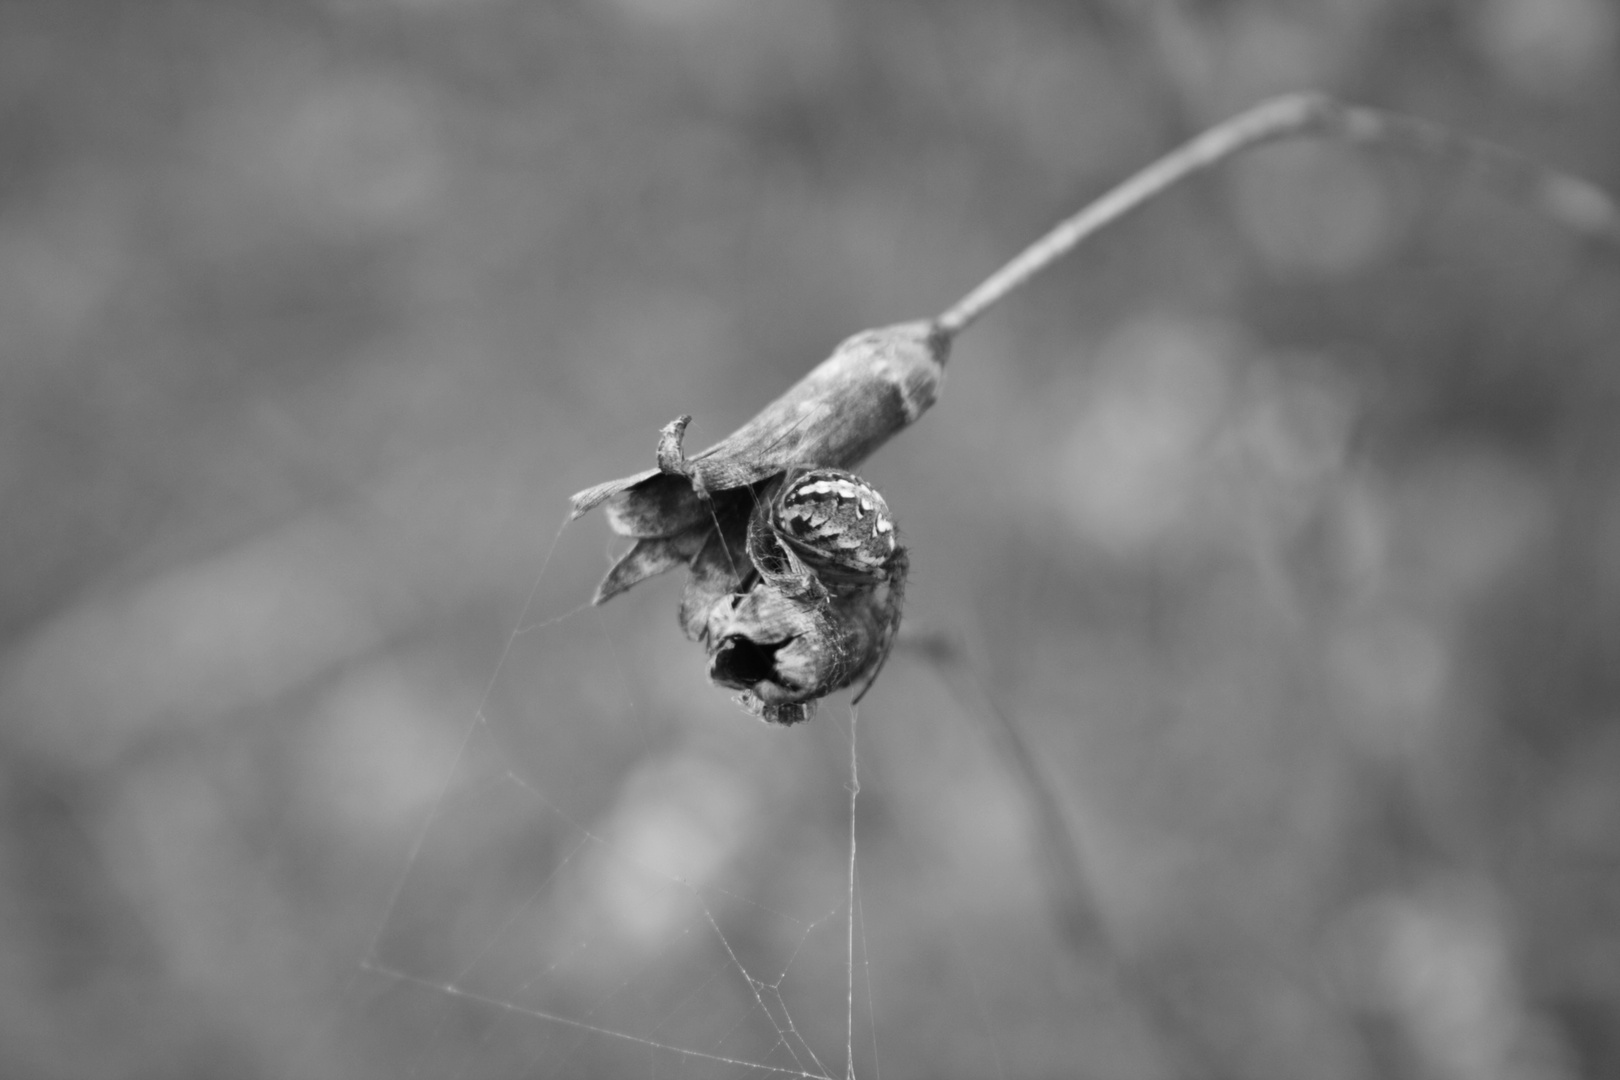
[750,468,903,592]
[708,467,908,721]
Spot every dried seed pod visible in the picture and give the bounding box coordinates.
[699,467,909,723]
[570,326,930,721]
[570,322,945,606]
[704,557,906,725]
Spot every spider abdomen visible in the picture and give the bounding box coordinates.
[776,469,898,574]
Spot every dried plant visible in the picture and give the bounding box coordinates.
[571,92,1618,725]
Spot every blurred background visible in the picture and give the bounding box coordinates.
[2,1,1619,1078]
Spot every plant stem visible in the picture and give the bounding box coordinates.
[908,634,1226,1080]
[933,91,1620,340]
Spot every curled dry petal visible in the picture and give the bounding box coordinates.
[593,530,708,605]
[678,522,753,640]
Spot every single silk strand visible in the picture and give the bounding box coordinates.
[845,708,860,1080]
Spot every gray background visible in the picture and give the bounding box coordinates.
[2,2,1618,1078]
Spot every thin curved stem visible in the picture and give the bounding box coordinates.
[933,92,1620,341]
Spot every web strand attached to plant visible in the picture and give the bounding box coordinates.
[845,707,860,1080]
[349,511,878,1080]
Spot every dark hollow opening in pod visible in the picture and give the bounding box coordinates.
[710,634,789,689]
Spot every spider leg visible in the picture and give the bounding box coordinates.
[747,506,827,602]
[851,546,907,705]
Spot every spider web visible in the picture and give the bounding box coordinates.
[329,265,1618,1080]
[342,516,904,1080]
[326,166,1620,1080]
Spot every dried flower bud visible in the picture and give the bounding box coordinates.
[704,572,902,725]
[570,323,932,722]
[570,322,945,607]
